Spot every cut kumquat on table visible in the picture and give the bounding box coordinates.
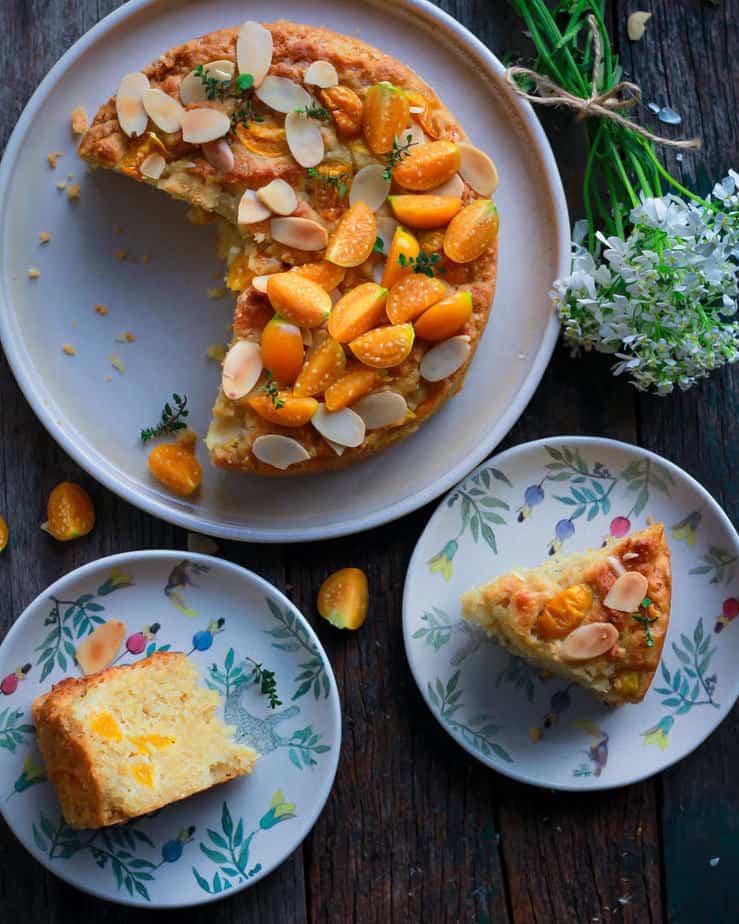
[324,201,377,268]
[291,260,346,291]
[362,82,410,154]
[0,516,8,553]
[381,226,420,288]
[261,316,304,384]
[443,198,499,264]
[388,195,462,229]
[266,272,332,328]
[317,567,369,629]
[248,393,319,427]
[43,482,95,541]
[391,140,461,191]
[324,368,381,411]
[349,323,415,368]
[148,444,202,497]
[328,282,388,343]
[413,290,473,340]
[293,338,347,396]
[386,274,447,324]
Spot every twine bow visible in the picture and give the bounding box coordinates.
[505,15,701,151]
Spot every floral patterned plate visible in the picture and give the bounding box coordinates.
[403,437,738,790]
[0,551,341,907]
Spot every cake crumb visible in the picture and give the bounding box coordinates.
[67,183,81,201]
[62,344,77,356]
[114,224,124,234]
[71,106,89,134]
[115,332,136,343]
[48,152,62,169]
[207,344,226,362]
[94,303,109,316]
[104,375,112,382]
[109,354,125,373]
[206,286,227,299]
[28,267,41,279]
[142,255,151,264]
[115,248,127,261]
[56,180,67,191]
[176,428,198,451]
[39,231,51,244]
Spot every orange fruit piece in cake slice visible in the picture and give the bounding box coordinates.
[460,524,672,706]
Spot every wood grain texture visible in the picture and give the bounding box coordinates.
[0,1,736,922]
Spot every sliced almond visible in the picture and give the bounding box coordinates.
[349,163,391,211]
[140,152,166,180]
[180,72,207,107]
[202,138,235,173]
[627,11,652,41]
[270,216,328,250]
[457,142,498,196]
[255,76,311,113]
[409,105,425,115]
[237,20,273,88]
[304,60,339,88]
[252,434,310,470]
[116,72,150,137]
[238,189,272,225]
[401,124,427,147]
[606,555,626,577]
[603,571,648,612]
[429,172,465,198]
[75,620,126,675]
[311,404,366,448]
[353,391,408,429]
[252,274,273,293]
[285,111,324,167]
[325,439,346,456]
[420,336,471,382]
[221,340,262,400]
[204,59,235,82]
[181,108,231,144]
[375,217,398,252]
[257,178,297,215]
[142,88,185,134]
[560,623,619,661]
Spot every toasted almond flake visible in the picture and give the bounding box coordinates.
[458,142,498,195]
[401,123,427,147]
[204,59,236,82]
[237,21,273,88]
[207,343,227,362]
[420,336,470,381]
[47,152,62,169]
[560,623,619,661]
[627,11,652,41]
[622,551,639,560]
[110,354,125,373]
[252,434,310,470]
[187,532,220,555]
[39,231,51,244]
[238,189,272,225]
[284,111,324,167]
[429,172,465,198]
[202,138,235,173]
[607,555,626,577]
[116,72,150,137]
[270,216,328,250]
[179,72,208,107]
[71,105,88,134]
[375,216,398,252]
[142,88,185,133]
[207,286,227,299]
[142,255,151,264]
[304,60,339,88]
[181,107,230,144]
[312,404,365,448]
[94,303,108,315]
[353,391,408,428]
[115,332,136,343]
[115,248,127,261]
[140,152,166,179]
[62,343,76,356]
[603,571,648,612]
[251,274,273,293]
[325,439,346,456]
[56,180,67,190]
[67,183,81,200]
[302,328,313,348]
[222,340,262,400]
[257,178,298,215]
[349,163,391,211]
[255,76,312,113]
[28,267,40,278]
[409,105,425,115]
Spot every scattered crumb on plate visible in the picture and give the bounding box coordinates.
[115,332,136,343]
[206,286,227,299]
[206,344,226,362]
[47,152,62,169]
[28,267,40,279]
[67,183,81,201]
[56,180,67,191]
[71,106,89,134]
[62,344,76,356]
[94,303,109,316]
[39,231,51,244]
[109,354,125,373]
[115,248,127,261]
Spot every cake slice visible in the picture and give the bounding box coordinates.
[33,652,257,829]
[461,524,671,705]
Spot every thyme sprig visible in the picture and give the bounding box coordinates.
[139,393,189,443]
[193,64,233,101]
[263,370,285,409]
[246,657,281,709]
[398,251,446,278]
[632,597,657,647]
[383,133,417,180]
[295,103,330,121]
[307,166,350,200]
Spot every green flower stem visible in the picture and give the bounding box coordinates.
[641,142,713,209]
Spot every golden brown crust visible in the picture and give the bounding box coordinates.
[461,524,672,705]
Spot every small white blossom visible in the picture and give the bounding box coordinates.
[552,173,739,393]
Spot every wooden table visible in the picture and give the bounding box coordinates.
[1,1,737,921]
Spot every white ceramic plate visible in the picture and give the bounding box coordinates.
[0,551,341,907]
[0,0,568,542]
[403,437,739,790]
